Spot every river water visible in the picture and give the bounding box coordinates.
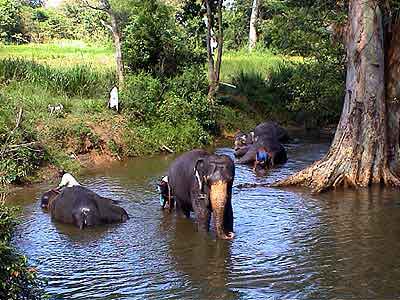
[10,136,400,299]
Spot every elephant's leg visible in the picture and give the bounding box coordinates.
[193,204,211,233]
[175,198,190,218]
[223,200,234,234]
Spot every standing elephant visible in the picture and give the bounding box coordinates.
[167,149,235,240]
[40,186,129,229]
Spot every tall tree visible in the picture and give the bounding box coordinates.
[248,0,259,51]
[83,0,124,86]
[205,0,223,99]
[275,0,400,192]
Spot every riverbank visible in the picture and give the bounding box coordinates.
[0,42,266,192]
[0,42,338,194]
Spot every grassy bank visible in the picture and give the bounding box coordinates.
[0,42,273,187]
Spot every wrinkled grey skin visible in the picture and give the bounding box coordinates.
[234,122,289,167]
[41,186,129,229]
[234,122,289,159]
[167,149,235,239]
[254,121,290,143]
[238,135,287,166]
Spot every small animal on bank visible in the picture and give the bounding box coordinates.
[166,149,235,240]
[48,103,64,115]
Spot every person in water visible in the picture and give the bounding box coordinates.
[254,146,270,171]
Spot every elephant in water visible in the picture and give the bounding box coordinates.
[234,121,289,159]
[167,149,235,240]
[253,121,290,143]
[238,135,287,166]
[40,186,129,229]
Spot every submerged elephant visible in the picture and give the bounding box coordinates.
[166,149,235,240]
[254,121,290,143]
[238,135,287,167]
[40,186,129,229]
[234,121,289,158]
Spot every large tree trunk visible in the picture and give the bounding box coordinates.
[274,0,400,193]
[386,22,400,174]
[248,0,259,51]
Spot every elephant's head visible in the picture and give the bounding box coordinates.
[234,131,254,150]
[40,189,59,210]
[194,154,235,240]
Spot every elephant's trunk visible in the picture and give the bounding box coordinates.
[210,181,234,240]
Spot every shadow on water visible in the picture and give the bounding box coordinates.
[8,134,400,299]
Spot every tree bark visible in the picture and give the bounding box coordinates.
[205,0,223,100]
[386,21,400,174]
[248,0,259,51]
[109,11,124,87]
[84,0,124,87]
[273,0,400,193]
[205,0,217,99]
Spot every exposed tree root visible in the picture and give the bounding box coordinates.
[271,155,400,193]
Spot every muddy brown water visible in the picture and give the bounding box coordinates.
[9,136,400,299]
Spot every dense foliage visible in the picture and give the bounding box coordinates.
[222,0,346,126]
[122,0,205,76]
[0,203,44,300]
[0,0,109,43]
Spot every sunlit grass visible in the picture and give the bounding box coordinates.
[220,48,302,83]
[0,40,114,69]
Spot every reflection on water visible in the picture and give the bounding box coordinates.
[9,137,400,299]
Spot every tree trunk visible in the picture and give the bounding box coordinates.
[248,0,259,51]
[386,21,400,174]
[205,0,217,99]
[205,0,224,100]
[109,11,124,87]
[273,0,400,193]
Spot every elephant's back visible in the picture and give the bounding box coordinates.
[254,121,289,142]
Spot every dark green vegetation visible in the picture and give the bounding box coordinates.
[0,203,44,300]
[0,0,348,187]
[223,0,346,126]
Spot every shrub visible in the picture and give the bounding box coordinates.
[120,72,162,121]
[0,203,44,300]
[123,119,210,156]
[122,0,205,77]
[265,60,345,126]
[0,100,44,185]
[0,58,114,97]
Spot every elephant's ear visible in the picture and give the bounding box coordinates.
[194,158,206,189]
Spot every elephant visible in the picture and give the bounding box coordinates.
[233,123,288,158]
[254,121,290,143]
[166,149,235,240]
[238,135,287,167]
[40,186,129,229]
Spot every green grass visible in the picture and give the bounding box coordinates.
[220,49,286,83]
[0,40,114,69]
[0,42,297,185]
